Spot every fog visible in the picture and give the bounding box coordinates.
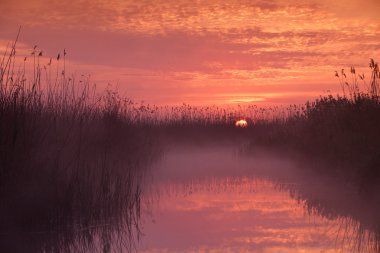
[140,144,380,253]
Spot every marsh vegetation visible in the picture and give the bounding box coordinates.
[1,35,379,252]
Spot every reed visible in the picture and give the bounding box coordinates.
[0,32,161,253]
[1,31,379,252]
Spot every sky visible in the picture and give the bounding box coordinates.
[0,0,379,106]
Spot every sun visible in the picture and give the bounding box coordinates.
[235,119,248,128]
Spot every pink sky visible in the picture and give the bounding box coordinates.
[0,0,379,105]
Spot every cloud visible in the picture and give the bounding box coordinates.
[0,0,379,105]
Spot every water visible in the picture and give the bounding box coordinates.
[138,146,380,253]
[2,145,379,252]
[141,179,341,252]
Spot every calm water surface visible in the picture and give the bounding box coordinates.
[138,146,379,253]
[4,145,377,253]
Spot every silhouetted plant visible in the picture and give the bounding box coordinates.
[1,31,379,253]
[0,31,161,253]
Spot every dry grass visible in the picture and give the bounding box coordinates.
[1,31,379,252]
[0,31,161,253]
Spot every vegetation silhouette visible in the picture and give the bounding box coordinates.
[0,31,379,252]
[249,61,380,192]
[0,31,161,253]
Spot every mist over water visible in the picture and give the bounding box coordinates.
[1,131,379,253]
[139,144,380,253]
[1,14,380,252]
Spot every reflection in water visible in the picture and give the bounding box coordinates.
[141,178,346,253]
[280,175,380,253]
[3,145,378,252]
[140,146,380,253]
[0,162,144,253]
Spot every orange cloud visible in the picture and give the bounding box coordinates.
[0,0,379,105]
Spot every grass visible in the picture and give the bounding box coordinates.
[249,93,380,191]
[0,32,161,253]
[1,32,380,252]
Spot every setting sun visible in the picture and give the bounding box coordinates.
[0,1,379,252]
[235,119,248,128]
